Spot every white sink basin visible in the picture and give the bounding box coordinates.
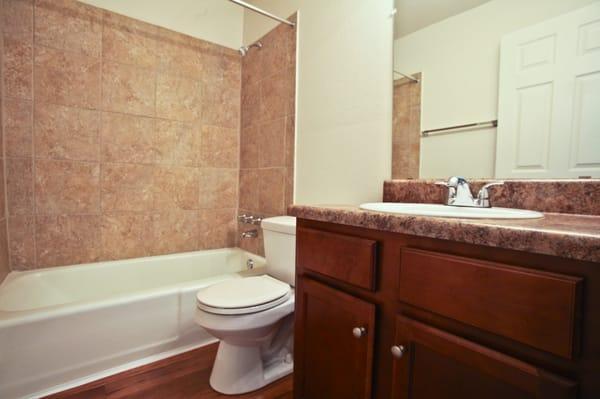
[359,203,544,219]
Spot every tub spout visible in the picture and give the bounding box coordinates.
[241,229,258,239]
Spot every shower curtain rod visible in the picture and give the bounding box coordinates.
[228,0,295,27]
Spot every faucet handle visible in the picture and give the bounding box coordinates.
[476,181,504,207]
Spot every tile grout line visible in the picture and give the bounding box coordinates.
[0,0,11,271]
[31,0,37,269]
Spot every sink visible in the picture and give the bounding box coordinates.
[359,203,544,219]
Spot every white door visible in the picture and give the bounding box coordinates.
[496,2,600,178]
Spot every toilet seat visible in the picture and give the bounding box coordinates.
[197,275,291,315]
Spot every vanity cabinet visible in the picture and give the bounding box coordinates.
[295,278,376,398]
[390,316,576,399]
[294,220,599,399]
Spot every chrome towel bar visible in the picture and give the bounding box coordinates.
[421,120,498,137]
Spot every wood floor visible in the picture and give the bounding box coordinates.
[44,344,293,399]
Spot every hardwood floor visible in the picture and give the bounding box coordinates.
[44,344,293,399]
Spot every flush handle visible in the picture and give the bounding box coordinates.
[352,327,367,339]
[391,345,406,359]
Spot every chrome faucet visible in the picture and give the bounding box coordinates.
[436,177,504,208]
[241,229,258,238]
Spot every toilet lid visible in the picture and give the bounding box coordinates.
[196,275,291,315]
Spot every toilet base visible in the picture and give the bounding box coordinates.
[209,341,293,395]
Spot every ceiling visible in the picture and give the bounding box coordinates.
[394,0,493,38]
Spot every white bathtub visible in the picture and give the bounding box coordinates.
[0,248,265,399]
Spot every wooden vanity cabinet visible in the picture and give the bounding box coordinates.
[294,219,600,399]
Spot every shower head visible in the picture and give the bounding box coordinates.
[238,41,263,57]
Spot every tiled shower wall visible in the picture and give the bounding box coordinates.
[0,0,241,269]
[238,18,296,256]
[0,23,9,280]
[392,74,421,179]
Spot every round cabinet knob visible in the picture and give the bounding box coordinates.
[352,327,367,338]
[391,345,406,359]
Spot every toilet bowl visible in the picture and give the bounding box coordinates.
[194,216,296,395]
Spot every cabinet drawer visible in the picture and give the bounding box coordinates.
[297,228,377,290]
[398,249,582,359]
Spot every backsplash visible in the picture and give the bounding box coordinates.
[238,16,296,256]
[1,0,240,269]
[383,179,600,215]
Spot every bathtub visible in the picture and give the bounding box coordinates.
[0,248,265,399]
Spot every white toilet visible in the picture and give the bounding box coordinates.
[194,216,296,395]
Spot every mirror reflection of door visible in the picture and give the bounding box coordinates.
[392,0,600,179]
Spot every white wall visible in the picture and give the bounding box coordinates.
[80,0,244,49]
[244,0,395,205]
[394,0,596,179]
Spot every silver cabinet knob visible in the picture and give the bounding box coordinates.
[391,345,406,358]
[352,327,367,338]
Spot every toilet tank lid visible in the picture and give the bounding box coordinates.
[261,216,296,235]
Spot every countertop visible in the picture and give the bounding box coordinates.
[288,204,600,263]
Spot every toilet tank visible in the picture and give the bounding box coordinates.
[261,216,296,287]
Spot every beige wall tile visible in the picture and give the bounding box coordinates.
[101,213,151,260]
[0,161,5,220]
[0,220,10,279]
[258,168,285,215]
[2,0,34,40]
[198,208,236,250]
[4,98,32,157]
[156,74,202,122]
[260,71,289,123]
[202,78,240,130]
[146,211,198,255]
[101,163,154,212]
[241,80,260,128]
[6,157,34,216]
[153,166,199,211]
[8,215,35,269]
[35,159,100,214]
[35,214,101,267]
[199,168,238,209]
[156,29,204,79]
[34,46,101,108]
[102,61,156,116]
[240,124,258,168]
[34,102,100,161]
[239,169,258,212]
[201,125,239,168]
[285,115,295,168]
[258,117,285,168]
[3,37,33,99]
[155,120,199,166]
[102,11,158,68]
[101,112,155,164]
[34,0,102,57]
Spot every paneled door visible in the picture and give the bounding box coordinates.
[390,316,577,399]
[294,278,376,399]
[496,2,600,178]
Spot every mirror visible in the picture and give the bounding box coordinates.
[392,0,600,180]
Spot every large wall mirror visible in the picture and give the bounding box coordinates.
[392,0,600,180]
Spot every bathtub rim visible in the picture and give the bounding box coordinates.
[0,248,266,327]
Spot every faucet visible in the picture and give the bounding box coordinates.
[435,177,504,208]
[241,229,258,238]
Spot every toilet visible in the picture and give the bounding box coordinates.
[194,216,296,395]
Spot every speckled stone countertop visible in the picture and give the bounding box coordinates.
[288,204,600,263]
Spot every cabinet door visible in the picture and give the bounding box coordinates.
[390,316,577,399]
[295,278,376,399]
